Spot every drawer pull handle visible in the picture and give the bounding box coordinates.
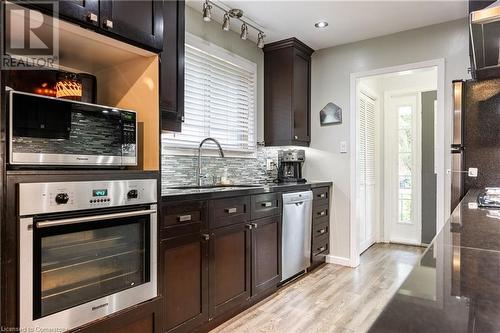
[245,224,253,230]
[103,19,114,29]
[317,246,326,252]
[262,202,272,208]
[318,210,327,216]
[178,214,192,222]
[201,234,210,241]
[225,207,237,214]
[86,12,98,23]
[318,228,326,234]
[319,193,326,198]
[252,223,258,229]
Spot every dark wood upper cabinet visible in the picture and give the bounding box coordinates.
[160,0,185,132]
[264,38,313,147]
[161,233,209,333]
[209,223,251,319]
[251,216,281,297]
[99,0,163,51]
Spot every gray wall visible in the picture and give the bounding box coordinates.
[306,18,470,260]
[421,90,438,244]
[185,4,264,141]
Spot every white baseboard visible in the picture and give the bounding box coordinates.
[325,255,351,266]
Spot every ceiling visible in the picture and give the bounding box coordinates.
[186,1,468,50]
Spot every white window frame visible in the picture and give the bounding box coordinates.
[162,33,258,157]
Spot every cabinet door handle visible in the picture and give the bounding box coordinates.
[317,246,326,252]
[103,19,114,29]
[245,224,253,230]
[261,202,272,208]
[178,214,192,222]
[225,207,237,214]
[86,12,98,23]
[201,234,210,241]
[319,193,326,198]
[294,135,298,140]
[318,210,327,216]
[252,223,258,229]
[317,228,326,234]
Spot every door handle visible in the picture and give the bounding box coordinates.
[251,223,258,229]
[317,228,326,234]
[318,210,327,216]
[261,202,272,208]
[36,209,156,228]
[201,233,210,241]
[245,224,253,230]
[319,193,326,198]
[225,207,237,214]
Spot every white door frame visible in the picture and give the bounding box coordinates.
[349,59,445,267]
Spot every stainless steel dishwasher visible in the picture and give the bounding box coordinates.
[281,190,313,282]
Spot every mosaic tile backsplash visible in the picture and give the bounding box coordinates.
[161,145,280,194]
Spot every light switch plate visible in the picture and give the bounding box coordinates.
[340,141,347,153]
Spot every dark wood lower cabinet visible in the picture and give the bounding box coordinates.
[251,216,281,297]
[161,234,209,333]
[209,223,251,319]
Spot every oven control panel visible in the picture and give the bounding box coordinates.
[19,179,157,216]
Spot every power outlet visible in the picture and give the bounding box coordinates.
[266,159,275,171]
[468,167,478,177]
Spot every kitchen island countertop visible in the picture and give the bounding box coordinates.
[369,189,500,333]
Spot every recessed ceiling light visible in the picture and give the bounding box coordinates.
[315,21,328,29]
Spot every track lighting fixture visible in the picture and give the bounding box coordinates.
[222,13,230,31]
[202,0,212,22]
[201,1,265,48]
[240,23,248,40]
[257,32,265,48]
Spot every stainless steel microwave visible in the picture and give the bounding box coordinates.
[8,90,137,167]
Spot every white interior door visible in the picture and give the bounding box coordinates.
[385,93,422,245]
[357,92,377,253]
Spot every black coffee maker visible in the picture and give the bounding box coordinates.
[278,149,306,183]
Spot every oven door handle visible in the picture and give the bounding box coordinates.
[36,209,157,228]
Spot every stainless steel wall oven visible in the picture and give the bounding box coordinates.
[18,179,157,331]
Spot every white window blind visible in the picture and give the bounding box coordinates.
[163,34,257,153]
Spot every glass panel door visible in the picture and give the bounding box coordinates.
[398,105,413,223]
[33,214,150,319]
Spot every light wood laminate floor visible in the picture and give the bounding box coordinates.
[210,243,425,333]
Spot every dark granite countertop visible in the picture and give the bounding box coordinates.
[369,189,500,333]
[161,181,332,201]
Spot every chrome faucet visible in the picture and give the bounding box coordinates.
[197,137,225,186]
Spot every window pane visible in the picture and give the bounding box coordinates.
[399,199,412,223]
[398,106,412,129]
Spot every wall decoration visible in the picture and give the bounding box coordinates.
[320,102,342,126]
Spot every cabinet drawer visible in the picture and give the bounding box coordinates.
[312,220,329,240]
[313,205,329,221]
[312,234,329,256]
[209,196,250,229]
[250,193,281,220]
[161,201,206,238]
[312,187,329,207]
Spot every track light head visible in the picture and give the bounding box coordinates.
[257,32,265,48]
[222,13,230,31]
[202,1,212,22]
[240,23,248,40]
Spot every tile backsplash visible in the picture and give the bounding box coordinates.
[161,145,280,193]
